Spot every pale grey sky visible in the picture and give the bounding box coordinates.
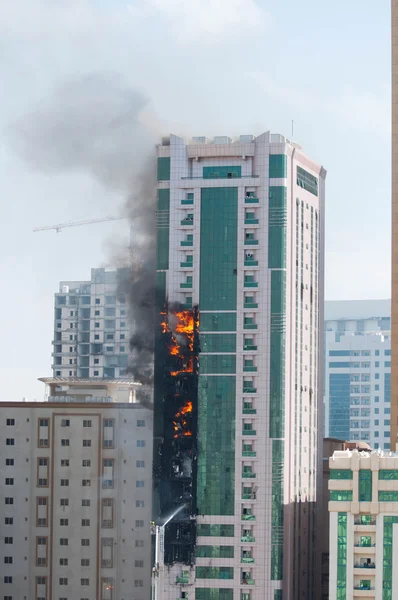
[0,0,391,399]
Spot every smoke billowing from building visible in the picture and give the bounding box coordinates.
[9,73,159,385]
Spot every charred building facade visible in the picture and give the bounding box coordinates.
[153,133,326,600]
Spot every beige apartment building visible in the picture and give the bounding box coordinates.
[328,446,398,599]
[391,1,398,448]
[0,391,153,600]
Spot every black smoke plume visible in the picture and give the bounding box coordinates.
[8,73,158,386]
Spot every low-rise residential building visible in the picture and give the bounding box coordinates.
[329,446,398,599]
[0,389,152,600]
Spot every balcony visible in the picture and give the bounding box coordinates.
[242,450,256,457]
[243,366,257,372]
[181,240,193,247]
[244,324,258,330]
[243,409,257,415]
[244,260,258,267]
[242,430,256,436]
[241,579,255,585]
[245,219,259,225]
[244,240,259,246]
[180,283,193,289]
[181,199,194,205]
[176,576,189,584]
[241,514,255,521]
[241,557,255,564]
[244,282,258,288]
[181,219,194,226]
[243,345,257,351]
[245,197,259,204]
[244,302,258,309]
[180,262,193,268]
[241,535,255,543]
[353,589,375,597]
[243,387,257,394]
[242,472,256,479]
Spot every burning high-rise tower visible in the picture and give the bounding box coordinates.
[152,133,326,600]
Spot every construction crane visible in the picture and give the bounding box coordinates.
[33,216,126,233]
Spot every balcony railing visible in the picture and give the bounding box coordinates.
[245,219,259,225]
[242,451,256,458]
[180,283,193,289]
[241,557,255,564]
[241,579,255,585]
[241,514,255,521]
[354,543,376,547]
[243,366,257,372]
[242,430,256,436]
[181,240,193,246]
[244,240,259,246]
[243,387,257,394]
[244,302,258,309]
[180,262,193,268]
[244,260,258,267]
[176,576,189,584]
[181,219,194,226]
[245,197,259,204]
[241,535,255,543]
[244,282,258,288]
[354,564,375,569]
[242,472,256,478]
[242,409,257,415]
[243,345,257,351]
[181,199,194,205]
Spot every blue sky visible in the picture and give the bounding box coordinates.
[0,0,391,399]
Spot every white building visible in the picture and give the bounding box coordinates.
[153,133,326,599]
[52,267,131,379]
[0,388,153,600]
[328,446,398,600]
[324,300,391,450]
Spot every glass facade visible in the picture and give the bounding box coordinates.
[269,155,287,179]
[358,470,372,502]
[329,374,350,439]
[383,516,398,599]
[196,524,234,537]
[296,166,318,196]
[203,166,241,179]
[196,567,234,579]
[268,187,287,269]
[157,157,170,181]
[196,546,234,558]
[330,470,353,480]
[157,189,170,270]
[337,513,347,600]
[196,590,233,600]
[271,440,284,580]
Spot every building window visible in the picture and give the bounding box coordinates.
[60,558,68,566]
[82,460,91,467]
[137,440,145,447]
[81,539,90,546]
[137,420,145,427]
[5,459,14,466]
[136,500,145,507]
[81,558,90,566]
[5,498,13,505]
[135,560,144,567]
[6,419,15,426]
[94,371,99,376]
[82,440,91,447]
[135,520,144,528]
[82,499,91,507]
[136,460,145,468]
[60,519,69,526]
[61,459,69,467]
[136,481,144,488]
[83,420,92,427]
[135,540,144,547]
[6,439,14,446]
[5,478,14,485]
[60,499,69,506]
[4,576,13,584]
[135,580,144,587]
[81,579,89,586]
[38,478,48,487]
[61,419,70,427]
[60,538,68,545]
[82,479,91,487]
[82,519,90,526]
[4,557,12,564]
[59,578,68,585]
[5,518,13,525]
[60,479,69,486]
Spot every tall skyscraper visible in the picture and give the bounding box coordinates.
[324,300,391,449]
[152,133,326,599]
[392,1,398,451]
[0,390,153,600]
[52,267,130,379]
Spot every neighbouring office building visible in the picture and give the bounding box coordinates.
[324,300,391,450]
[0,379,153,600]
[153,133,326,600]
[52,267,131,379]
[328,446,398,600]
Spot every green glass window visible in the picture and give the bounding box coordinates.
[196,546,234,558]
[271,439,284,580]
[379,470,398,480]
[330,470,353,480]
[196,567,234,580]
[197,524,234,537]
[157,189,170,270]
[379,491,398,501]
[196,589,233,600]
[200,355,236,374]
[274,592,282,600]
[200,333,236,353]
[337,513,347,599]
[157,157,170,181]
[203,166,241,179]
[269,154,287,178]
[269,270,286,438]
[200,313,237,332]
[330,491,353,501]
[268,187,287,269]
[359,470,372,502]
[297,166,318,196]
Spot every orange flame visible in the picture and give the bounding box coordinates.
[160,309,198,370]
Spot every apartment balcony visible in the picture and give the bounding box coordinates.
[180,262,193,268]
[241,557,255,564]
[181,199,194,205]
[244,324,258,330]
[354,545,375,551]
[243,387,257,394]
[242,451,256,457]
[242,430,256,436]
[354,566,375,575]
[244,282,258,288]
[243,345,257,351]
[242,409,257,415]
[241,579,255,585]
[244,302,258,309]
[244,219,259,225]
[180,219,194,226]
[242,472,256,479]
[180,283,193,289]
[245,197,259,204]
[176,576,189,584]
[241,514,255,521]
[353,588,375,597]
[243,366,257,372]
[244,240,259,246]
[181,240,193,247]
[241,535,255,543]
